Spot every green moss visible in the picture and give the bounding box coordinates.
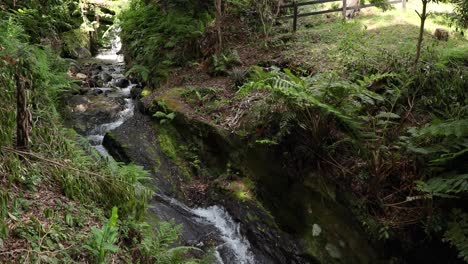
[154,125,192,181]
[157,127,178,161]
[141,88,152,97]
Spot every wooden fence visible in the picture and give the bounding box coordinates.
[280,0,407,31]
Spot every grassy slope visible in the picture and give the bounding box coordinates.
[281,1,467,74]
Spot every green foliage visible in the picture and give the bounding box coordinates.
[449,0,468,33]
[211,49,242,76]
[0,190,8,239]
[405,119,468,166]
[125,64,150,82]
[417,174,468,197]
[444,209,468,262]
[238,66,385,137]
[61,28,91,58]
[84,207,120,263]
[154,111,177,124]
[119,0,213,86]
[0,16,204,263]
[5,1,82,44]
[135,221,202,264]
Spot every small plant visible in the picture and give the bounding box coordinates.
[84,207,120,263]
[125,64,150,82]
[154,111,176,124]
[211,49,242,76]
[229,68,250,87]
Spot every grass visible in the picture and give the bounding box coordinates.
[280,0,468,74]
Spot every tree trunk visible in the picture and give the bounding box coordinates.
[15,73,30,150]
[415,0,429,65]
[215,0,223,54]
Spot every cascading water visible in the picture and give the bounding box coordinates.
[193,206,256,264]
[85,28,135,157]
[80,30,256,263]
[153,194,256,264]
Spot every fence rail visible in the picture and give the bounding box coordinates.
[279,0,406,31]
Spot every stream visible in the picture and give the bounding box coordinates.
[72,32,256,264]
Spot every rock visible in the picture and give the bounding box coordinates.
[60,93,125,134]
[76,73,87,79]
[114,78,130,88]
[101,72,112,83]
[434,28,449,41]
[68,64,81,74]
[130,87,142,99]
[75,47,92,59]
[84,79,97,88]
[78,88,88,95]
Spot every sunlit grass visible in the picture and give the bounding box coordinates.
[279,0,467,74]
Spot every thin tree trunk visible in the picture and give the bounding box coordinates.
[215,0,223,54]
[15,73,30,150]
[415,0,428,65]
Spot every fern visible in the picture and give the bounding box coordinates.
[237,67,380,135]
[405,119,468,165]
[416,174,468,197]
[444,209,468,262]
[417,119,468,138]
[126,64,150,82]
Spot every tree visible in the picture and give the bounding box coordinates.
[415,0,468,64]
[450,0,468,33]
[415,0,432,65]
[215,0,223,53]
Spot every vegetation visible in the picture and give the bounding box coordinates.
[1,0,468,263]
[0,5,205,263]
[120,0,467,262]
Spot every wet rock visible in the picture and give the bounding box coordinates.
[61,92,125,134]
[76,73,87,79]
[84,79,97,88]
[114,78,130,88]
[130,87,142,99]
[76,47,92,59]
[101,72,112,82]
[78,88,86,95]
[102,111,181,196]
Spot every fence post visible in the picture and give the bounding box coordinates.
[342,0,347,19]
[401,0,406,11]
[293,0,298,32]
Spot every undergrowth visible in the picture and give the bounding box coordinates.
[0,15,206,263]
[119,0,213,86]
[236,54,467,260]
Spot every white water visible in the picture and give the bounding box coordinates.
[85,30,135,156]
[154,194,256,264]
[193,206,256,264]
[96,27,124,62]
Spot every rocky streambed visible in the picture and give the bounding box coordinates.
[61,35,379,264]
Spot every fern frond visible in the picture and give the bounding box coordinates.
[444,209,468,262]
[416,174,468,197]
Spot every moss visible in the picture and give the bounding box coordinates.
[223,179,255,202]
[156,126,178,161]
[141,88,152,97]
